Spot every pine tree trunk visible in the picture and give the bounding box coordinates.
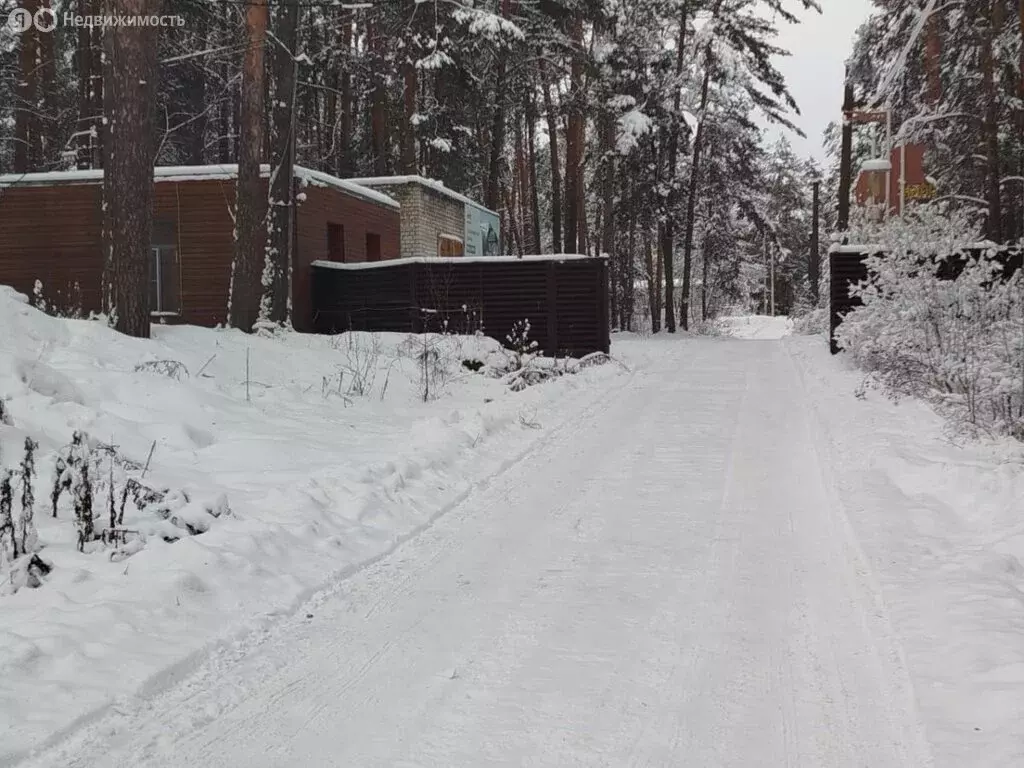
[625,190,636,331]
[679,43,713,331]
[485,69,508,211]
[563,13,585,254]
[701,177,712,322]
[654,222,664,331]
[14,0,38,173]
[980,0,1004,242]
[339,13,354,176]
[1017,0,1024,242]
[187,29,208,165]
[230,0,268,331]
[217,3,232,164]
[539,55,562,252]
[102,0,159,338]
[89,0,104,166]
[36,0,56,167]
[661,1,690,334]
[264,0,300,326]
[643,223,656,333]
[401,4,418,176]
[369,21,389,176]
[516,110,531,254]
[526,87,542,254]
[601,111,616,328]
[76,0,102,169]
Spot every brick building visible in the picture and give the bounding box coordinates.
[350,176,500,259]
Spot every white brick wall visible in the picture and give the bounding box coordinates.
[373,182,464,258]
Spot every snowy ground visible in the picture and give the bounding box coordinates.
[6,301,1024,766]
[720,314,794,339]
[790,337,1024,767]
[0,286,624,764]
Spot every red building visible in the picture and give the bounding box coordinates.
[0,165,401,331]
[854,144,935,216]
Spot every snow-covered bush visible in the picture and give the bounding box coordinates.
[0,469,14,563]
[1,439,41,571]
[792,307,827,336]
[690,317,726,336]
[505,319,539,371]
[504,352,611,392]
[19,438,38,555]
[836,207,1024,439]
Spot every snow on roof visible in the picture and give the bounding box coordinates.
[295,167,399,209]
[0,164,400,209]
[859,158,892,172]
[347,175,496,216]
[312,254,602,270]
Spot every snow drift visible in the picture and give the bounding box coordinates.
[0,285,624,761]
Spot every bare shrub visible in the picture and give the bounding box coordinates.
[133,360,190,380]
[331,332,382,396]
[399,332,460,403]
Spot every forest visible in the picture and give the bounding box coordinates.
[0,0,1022,338]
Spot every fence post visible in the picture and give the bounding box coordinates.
[546,260,559,356]
[409,262,419,333]
[598,258,610,353]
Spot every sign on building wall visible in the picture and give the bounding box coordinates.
[465,202,500,257]
[854,144,935,216]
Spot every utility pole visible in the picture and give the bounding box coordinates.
[837,75,855,233]
[762,233,768,315]
[769,240,776,317]
[810,179,820,305]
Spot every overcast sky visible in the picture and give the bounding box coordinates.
[764,0,874,163]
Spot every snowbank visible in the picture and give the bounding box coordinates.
[0,287,625,761]
[787,335,1024,767]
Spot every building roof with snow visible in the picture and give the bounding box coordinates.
[347,175,496,216]
[0,164,400,210]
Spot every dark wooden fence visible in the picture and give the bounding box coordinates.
[829,245,1023,354]
[310,255,610,356]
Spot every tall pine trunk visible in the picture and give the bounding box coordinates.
[679,40,714,331]
[526,86,542,254]
[76,0,103,169]
[14,0,39,173]
[102,0,159,338]
[229,0,268,331]
[263,0,300,326]
[563,13,585,254]
[401,1,418,176]
[980,0,1003,242]
[516,109,531,254]
[601,109,616,328]
[369,21,390,176]
[539,55,563,252]
[339,13,354,176]
[661,1,690,334]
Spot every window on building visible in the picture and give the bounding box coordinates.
[326,223,345,261]
[438,235,464,258]
[366,232,382,262]
[150,219,180,315]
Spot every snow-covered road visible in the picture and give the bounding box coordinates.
[22,339,934,767]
